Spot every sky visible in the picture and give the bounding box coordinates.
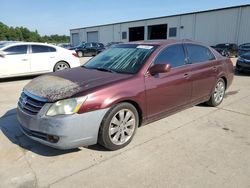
[0,0,249,36]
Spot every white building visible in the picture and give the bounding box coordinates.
[70,4,250,46]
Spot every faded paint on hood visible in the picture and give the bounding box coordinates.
[24,67,132,102]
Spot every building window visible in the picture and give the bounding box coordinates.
[122,32,127,40]
[169,27,177,37]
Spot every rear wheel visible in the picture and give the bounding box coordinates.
[77,51,84,57]
[206,78,225,107]
[53,61,70,72]
[98,103,139,150]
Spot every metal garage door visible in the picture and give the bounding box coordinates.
[72,33,80,46]
[87,31,98,42]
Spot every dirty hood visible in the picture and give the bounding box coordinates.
[24,67,132,102]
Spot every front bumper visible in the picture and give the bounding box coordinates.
[236,60,250,72]
[17,105,109,149]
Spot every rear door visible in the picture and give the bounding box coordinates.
[0,45,30,77]
[30,45,57,72]
[184,43,218,103]
[145,44,192,119]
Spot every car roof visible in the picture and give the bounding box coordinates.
[0,42,58,49]
[125,39,203,47]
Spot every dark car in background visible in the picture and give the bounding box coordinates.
[69,42,86,51]
[236,52,250,73]
[57,43,72,49]
[212,43,238,57]
[73,42,105,57]
[238,43,250,56]
[17,40,234,150]
[105,42,123,49]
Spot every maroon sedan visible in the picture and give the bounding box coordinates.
[17,40,234,150]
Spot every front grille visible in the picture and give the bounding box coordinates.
[18,91,47,115]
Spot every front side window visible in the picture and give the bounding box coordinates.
[154,44,186,68]
[31,45,56,53]
[186,44,215,64]
[4,45,28,55]
[84,44,157,74]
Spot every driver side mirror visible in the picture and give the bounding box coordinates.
[149,64,171,75]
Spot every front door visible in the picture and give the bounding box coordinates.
[0,45,30,77]
[145,44,192,119]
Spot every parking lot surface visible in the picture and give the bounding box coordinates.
[0,58,249,188]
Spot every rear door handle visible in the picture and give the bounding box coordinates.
[22,59,28,61]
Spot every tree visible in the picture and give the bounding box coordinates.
[0,22,70,43]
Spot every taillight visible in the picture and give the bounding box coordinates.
[72,52,78,57]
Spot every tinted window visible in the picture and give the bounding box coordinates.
[240,43,250,50]
[4,45,28,55]
[85,43,91,48]
[98,43,104,48]
[32,45,56,53]
[186,44,215,64]
[92,43,97,47]
[154,44,186,68]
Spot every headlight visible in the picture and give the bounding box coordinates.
[46,96,87,116]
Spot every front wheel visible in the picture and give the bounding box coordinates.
[206,78,225,107]
[98,103,139,150]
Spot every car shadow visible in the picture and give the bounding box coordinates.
[0,108,81,156]
[234,70,250,76]
[0,75,38,83]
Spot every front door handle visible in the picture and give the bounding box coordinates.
[183,73,189,79]
[22,59,28,61]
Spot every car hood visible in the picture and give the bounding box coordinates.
[24,67,133,102]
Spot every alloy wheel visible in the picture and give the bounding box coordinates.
[108,109,136,145]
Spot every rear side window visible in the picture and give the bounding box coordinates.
[85,43,91,48]
[154,44,186,68]
[31,45,56,53]
[4,45,28,55]
[186,44,215,64]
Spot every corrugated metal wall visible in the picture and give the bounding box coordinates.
[70,5,250,46]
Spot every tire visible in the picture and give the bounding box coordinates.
[53,61,70,72]
[77,51,84,57]
[98,103,139,150]
[222,50,230,57]
[206,78,226,107]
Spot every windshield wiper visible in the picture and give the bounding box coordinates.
[96,67,117,73]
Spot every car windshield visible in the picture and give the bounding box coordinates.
[83,44,157,74]
[240,43,250,50]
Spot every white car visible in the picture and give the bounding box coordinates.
[0,42,80,78]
